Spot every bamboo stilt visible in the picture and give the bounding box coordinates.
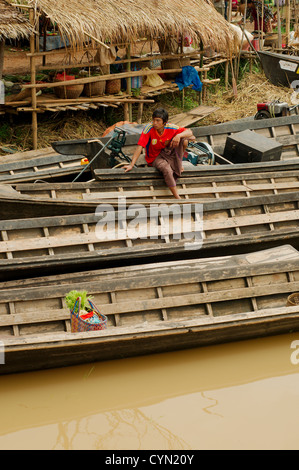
[285,0,290,47]
[126,44,132,121]
[29,8,37,150]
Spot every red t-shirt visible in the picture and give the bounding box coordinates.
[138,123,186,165]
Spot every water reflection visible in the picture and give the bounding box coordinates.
[1,332,299,450]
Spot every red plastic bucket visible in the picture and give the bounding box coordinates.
[252,39,260,51]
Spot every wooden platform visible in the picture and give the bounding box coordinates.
[169,105,219,127]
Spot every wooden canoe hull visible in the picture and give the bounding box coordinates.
[258,50,299,88]
[0,115,298,184]
[0,192,299,280]
[1,161,299,219]
[1,245,299,374]
[3,307,299,375]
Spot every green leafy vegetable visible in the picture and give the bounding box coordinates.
[65,290,93,312]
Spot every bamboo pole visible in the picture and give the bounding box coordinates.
[23,65,210,89]
[36,50,204,71]
[29,8,37,150]
[137,102,144,124]
[30,48,204,60]
[126,44,132,121]
[261,0,264,50]
[83,31,110,49]
[276,1,282,50]
[236,0,247,82]
[285,0,290,47]
[228,0,232,22]
[6,97,155,106]
[0,40,4,79]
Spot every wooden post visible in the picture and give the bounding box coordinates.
[199,40,204,104]
[126,44,132,121]
[277,1,282,50]
[228,0,232,22]
[285,0,290,47]
[123,102,129,121]
[225,60,229,89]
[236,0,248,82]
[29,8,37,150]
[261,0,264,50]
[137,102,143,124]
[0,40,4,79]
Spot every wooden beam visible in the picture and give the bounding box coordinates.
[22,66,210,90]
[38,97,155,104]
[83,30,110,49]
[29,8,37,150]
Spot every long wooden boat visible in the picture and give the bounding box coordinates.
[1,191,299,280]
[1,163,299,219]
[258,50,299,88]
[1,244,299,375]
[0,115,298,184]
[54,114,299,164]
[0,149,88,184]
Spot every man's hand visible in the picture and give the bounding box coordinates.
[123,164,134,172]
[170,135,181,148]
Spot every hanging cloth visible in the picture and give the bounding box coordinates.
[175,66,202,91]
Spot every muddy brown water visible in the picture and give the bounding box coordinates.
[1,332,299,450]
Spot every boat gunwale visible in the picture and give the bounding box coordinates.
[1,251,299,301]
[3,305,299,349]
[0,190,299,230]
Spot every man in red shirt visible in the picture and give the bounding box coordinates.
[124,108,194,199]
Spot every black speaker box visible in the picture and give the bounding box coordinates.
[223,129,282,163]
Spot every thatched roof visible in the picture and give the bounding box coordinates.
[0,0,33,40]
[19,0,235,52]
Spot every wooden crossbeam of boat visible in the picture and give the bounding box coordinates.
[1,245,299,374]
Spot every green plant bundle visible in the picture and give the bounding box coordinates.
[65,290,93,312]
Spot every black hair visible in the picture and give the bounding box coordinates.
[152,108,169,123]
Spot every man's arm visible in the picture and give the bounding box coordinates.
[123,145,143,172]
[170,129,195,148]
